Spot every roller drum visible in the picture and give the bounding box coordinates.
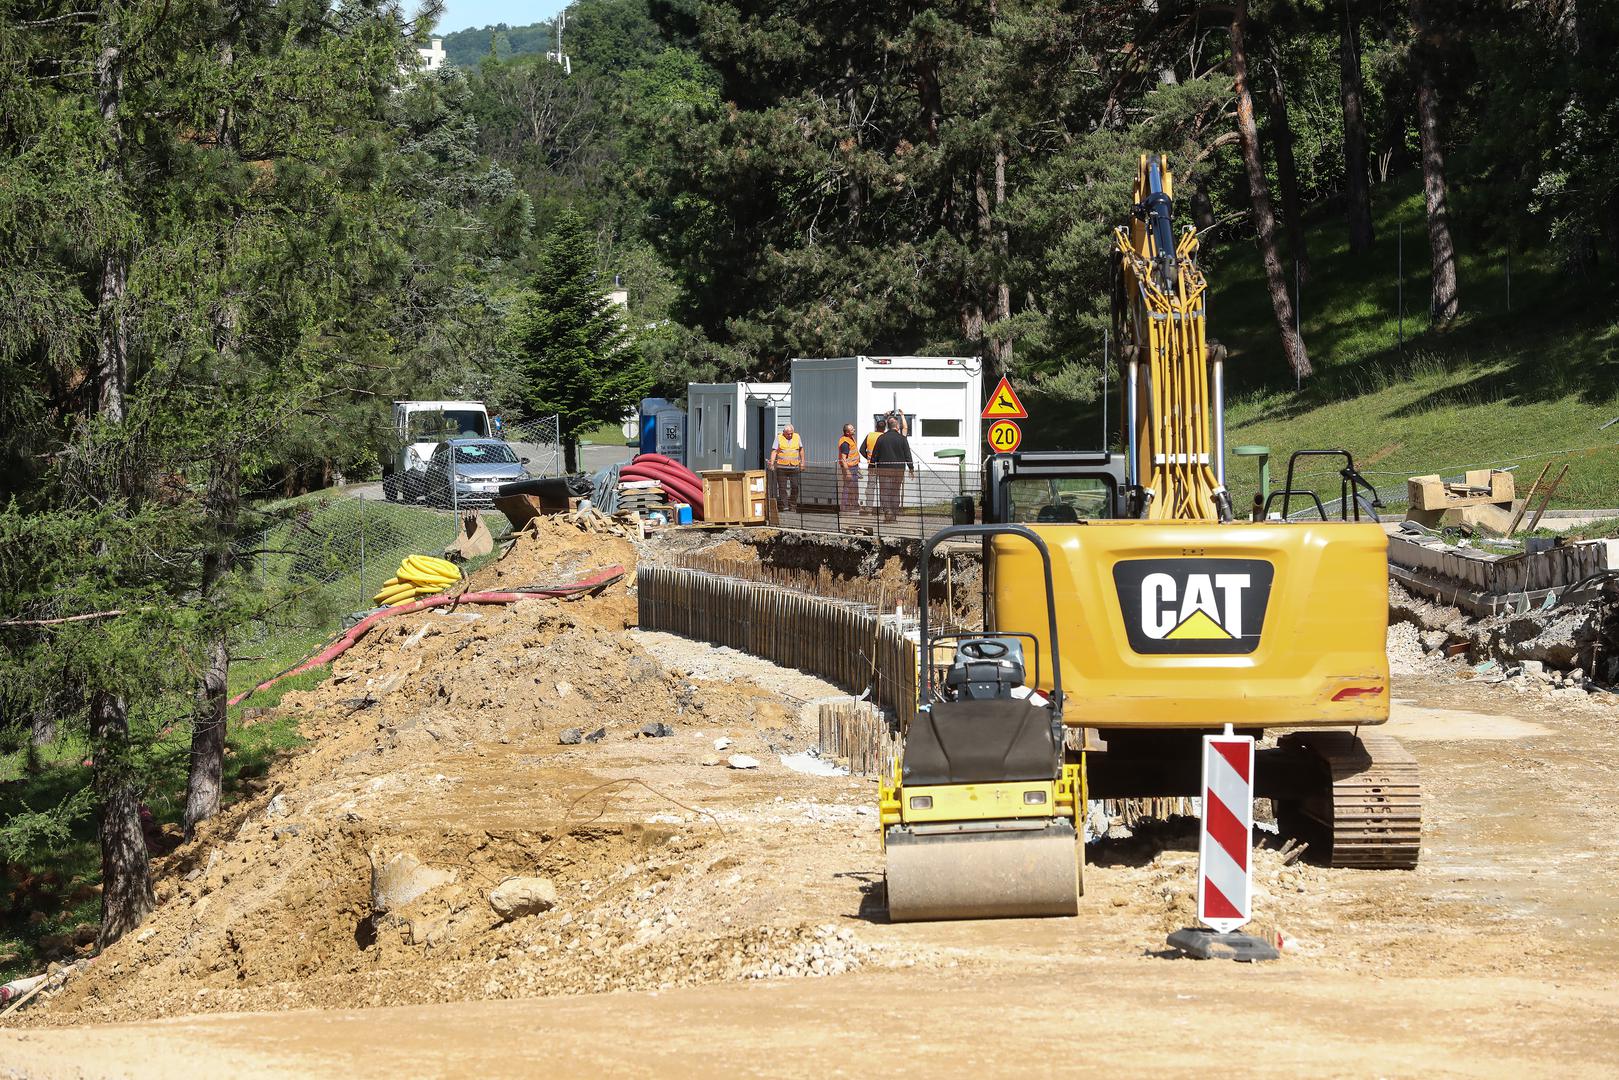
[885,820,1080,922]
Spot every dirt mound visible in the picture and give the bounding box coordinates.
[25,524,883,1026]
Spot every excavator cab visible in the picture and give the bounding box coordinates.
[880,524,1085,922]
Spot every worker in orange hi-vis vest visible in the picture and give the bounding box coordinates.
[769,423,805,512]
[836,424,862,513]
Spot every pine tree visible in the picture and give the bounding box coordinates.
[514,209,652,471]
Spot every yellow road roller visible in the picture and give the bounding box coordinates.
[880,524,1086,921]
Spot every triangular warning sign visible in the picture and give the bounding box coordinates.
[1165,609,1234,641]
[981,375,1028,420]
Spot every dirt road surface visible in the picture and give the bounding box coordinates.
[2,525,1615,1077]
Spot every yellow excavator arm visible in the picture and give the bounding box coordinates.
[1116,155,1232,523]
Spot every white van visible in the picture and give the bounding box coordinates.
[384,400,491,502]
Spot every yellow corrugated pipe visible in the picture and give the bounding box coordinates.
[372,555,462,607]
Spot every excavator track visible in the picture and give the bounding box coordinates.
[1278,731,1422,869]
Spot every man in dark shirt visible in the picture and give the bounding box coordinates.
[871,415,914,522]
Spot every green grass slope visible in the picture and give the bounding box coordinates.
[1205,177,1619,511]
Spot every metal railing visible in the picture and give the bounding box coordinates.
[765,460,980,541]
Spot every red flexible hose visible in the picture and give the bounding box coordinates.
[621,467,705,518]
[621,466,702,506]
[228,565,625,707]
[633,452,700,480]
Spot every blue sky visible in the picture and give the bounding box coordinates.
[437,2,568,35]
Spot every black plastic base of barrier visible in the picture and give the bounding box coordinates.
[1165,927,1281,962]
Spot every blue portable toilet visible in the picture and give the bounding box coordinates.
[638,397,672,455]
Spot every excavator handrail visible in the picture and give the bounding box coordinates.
[918,524,1062,722]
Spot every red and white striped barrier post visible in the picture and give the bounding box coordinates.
[1198,723,1254,934]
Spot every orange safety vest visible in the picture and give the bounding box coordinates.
[772,432,804,468]
[837,435,860,468]
[862,431,881,458]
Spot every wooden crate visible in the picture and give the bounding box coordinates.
[1407,469,1514,510]
[700,469,767,524]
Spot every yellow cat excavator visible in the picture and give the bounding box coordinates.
[880,154,1420,921]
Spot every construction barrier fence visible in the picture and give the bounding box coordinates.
[636,565,920,749]
[817,700,896,778]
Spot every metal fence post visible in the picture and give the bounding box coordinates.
[358,496,366,610]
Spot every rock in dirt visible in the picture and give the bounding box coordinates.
[1520,660,1549,682]
[263,793,288,818]
[727,754,760,770]
[488,876,558,921]
[369,851,456,916]
[714,736,732,751]
[558,727,583,745]
[700,755,722,767]
[584,727,607,743]
[640,722,673,738]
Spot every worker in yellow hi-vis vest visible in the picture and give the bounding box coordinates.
[859,422,883,513]
[769,423,804,512]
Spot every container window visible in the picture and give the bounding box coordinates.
[920,418,960,438]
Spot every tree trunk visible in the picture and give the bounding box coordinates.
[1409,0,1460,324]
[1232,1,1311,379]
[184,459,238,838]
[1340,0,1375,254]
[92,12,150,947]
[1264,54,1309,282]
[92,691,154,947]
[1192,186,1217,253]
[988,142,1012,384]
[564,437,579,473]
[95,39,127,422]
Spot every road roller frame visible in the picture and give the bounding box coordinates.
[880,524,1086,922]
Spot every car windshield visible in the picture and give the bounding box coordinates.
[451,442,518,465]
[408,409,488,439]
[1007,477,1112,522]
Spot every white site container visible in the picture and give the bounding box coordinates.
[686,381,792,471]
[789,356,983,467]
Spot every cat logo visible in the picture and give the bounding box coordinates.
[1112,559,1274,655]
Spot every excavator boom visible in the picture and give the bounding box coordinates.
[1116,155,1231,523]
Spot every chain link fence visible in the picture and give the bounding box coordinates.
[229,413,563,690]
[497,414,563,479]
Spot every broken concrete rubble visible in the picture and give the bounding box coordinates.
[1390,577,1619,686]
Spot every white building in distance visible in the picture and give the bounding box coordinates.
[418,37,446,71]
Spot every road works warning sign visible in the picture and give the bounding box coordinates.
[981,376,1028,419]
[1198,731,1254,934]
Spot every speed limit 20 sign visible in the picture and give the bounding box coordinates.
[987,419,1022,453]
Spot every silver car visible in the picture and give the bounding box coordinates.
[421,438,528,507]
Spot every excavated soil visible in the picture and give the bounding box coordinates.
[4,519,1619,1074]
